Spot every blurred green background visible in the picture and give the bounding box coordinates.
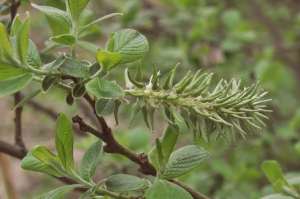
[1,0,300,198]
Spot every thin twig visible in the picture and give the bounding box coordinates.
[14,92,26,153]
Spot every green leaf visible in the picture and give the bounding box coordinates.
[11,89,41,111]
[114,29,149,64]
[66,91,74,106]
[77,41,98,54]
[105,32,116,52]
[156,139,165,175]
[31,146,66,175]
[145,180,192,199]
[86,78,124,98]
[21,146,63,177]
[27,40,41,69]
[0,23,15,61]
[0,2,11,16]
[67,0,89,21]
[149,125,179,170]
[42,76,57,93]
[261,160,296,192]
[45,0,69,36]
[161,145,210,180]
[95,98,115,116]
[16,12,30,65]
[55,113,74,170]
[72,83,86,98]
[33,185,80,199]
[95,50,122,72]
[80,139,103,182]
[105,174,150,193]
[31,4,72,29]
[43,54,66,72]
[50,34,76,45]
[10,15,22,37]
[60,58,89,78]
[0,61,30,80]
[0,74,32,98]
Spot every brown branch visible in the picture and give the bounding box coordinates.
[14,92,26,153]
[72,115,157,176]
[171,180,210,199]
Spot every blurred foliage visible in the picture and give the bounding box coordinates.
[2,0,300,198]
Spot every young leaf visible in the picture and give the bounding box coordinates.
[149,125,179,170]
[66,91,74,106]
[95,50,123,72]
[261,160,296,193]
[80,139,103,182]
[105,32,116,52]
[11,89,41,111]
[105,174,150,193]
[114,29,149,64]
[72,83,86,98]
[10,15,22,37]
[89,62,101,76]
[31,4,72,29]
[50,34,76,46]
[95,98,115,116]
[31,146,66,175]
[156,139,165,175]
[60,58,90,78]
[42,76,57,93]
[161,145,210,180]
[0,74,32,98]
[27,40,41,69]
[0,23,15,61]
[16,12,30,65]
[67,0,89,21]
[55,113,74,170]
[21,146,63,177]
[114,99,121,125]
[33,185,81,199]
[86,78,124,98]
[145,180,192,199]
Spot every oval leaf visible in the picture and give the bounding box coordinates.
[0,74,32,98]
[31,4,72,28]
[95,98,115,116]
[33,185,80,199]
[43,54,66,72]
[55,113,74,170]
[60,58,90,78]
[145,180,192,199]
[12,89,41,111]
[95,50,122,72]
[42,76,57,93]
[86,78,124,98]
[50,34,76,45]
[114,29,149,64]
[105,174,150,193]
[27,40,41,69]
[161,145,209,180]
[72,83,86,98]
[80,139,103,182]
[66,91,74,106]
